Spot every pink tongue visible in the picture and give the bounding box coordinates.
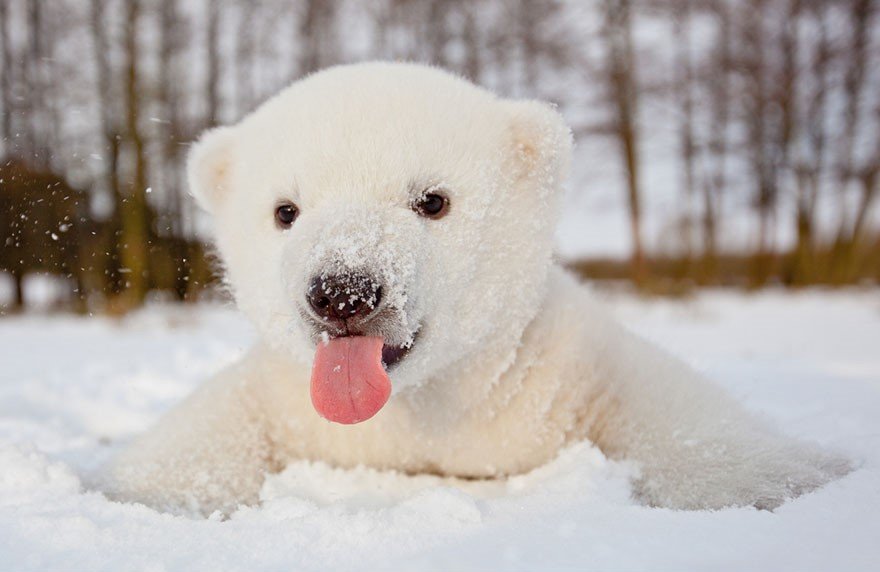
[310,336,391,424]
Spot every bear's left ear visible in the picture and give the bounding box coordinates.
[187,126,237,212]
[503,100,573,187]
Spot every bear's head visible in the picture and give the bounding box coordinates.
[188,62,571,424]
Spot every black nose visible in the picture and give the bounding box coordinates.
[307,273,383,321]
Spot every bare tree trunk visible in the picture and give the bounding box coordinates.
[298,0,335,77]
[462,3,481,83]
[119,0,150,306]
[700,0,733,283]
[517,0,539,91]
[848,0,880,251]
[426,0,450,68]
[830,0,874,281]
[298,1,317,76]
[778,0,801,286]
[10,2,41,164]
[738,0,798,286]
[159,0,189,301]
[602,0,646,286]
[740,0,768,285]
[90,0,125,297]
[38,4,62,173]
[371,1,391,59]
[27,1,49,169]
[840,58,880,280]
[0,0,14,155]
[851,170,878,246]
[672,0,697,271]
[205,0,221,127]
[834,0,872,227]
[830,168,879,283]
[791,5,831,285]
[235,2,256,116]
[12,270,24,310]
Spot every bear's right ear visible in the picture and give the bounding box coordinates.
[187,126,237,212]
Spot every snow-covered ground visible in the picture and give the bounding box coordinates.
[1,289,878,571]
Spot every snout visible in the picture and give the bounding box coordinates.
[289,206,424,364]
[307,273,383,323]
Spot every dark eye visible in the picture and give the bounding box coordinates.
[413,192,449,219]
[275,203,299,228]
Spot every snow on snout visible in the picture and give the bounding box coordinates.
[288,204,425,346]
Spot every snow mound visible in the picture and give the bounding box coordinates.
[0,444,81,501]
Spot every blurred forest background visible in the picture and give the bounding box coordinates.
[1,0,879,313]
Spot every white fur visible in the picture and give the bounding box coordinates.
[99,62,849,516]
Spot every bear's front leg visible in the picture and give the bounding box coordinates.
[585,323,851,510]
[97,358,275,516]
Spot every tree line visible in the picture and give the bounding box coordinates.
[586,0,879,290]
[1,0,878,311]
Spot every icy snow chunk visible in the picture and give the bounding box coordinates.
[0,444,81,500]
[393,488,482,527]
[257,457,473,511]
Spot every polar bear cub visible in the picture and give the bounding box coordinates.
[100,62,849,515]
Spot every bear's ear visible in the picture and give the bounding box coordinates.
[187,126,237,212]
[503,100,573,186]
